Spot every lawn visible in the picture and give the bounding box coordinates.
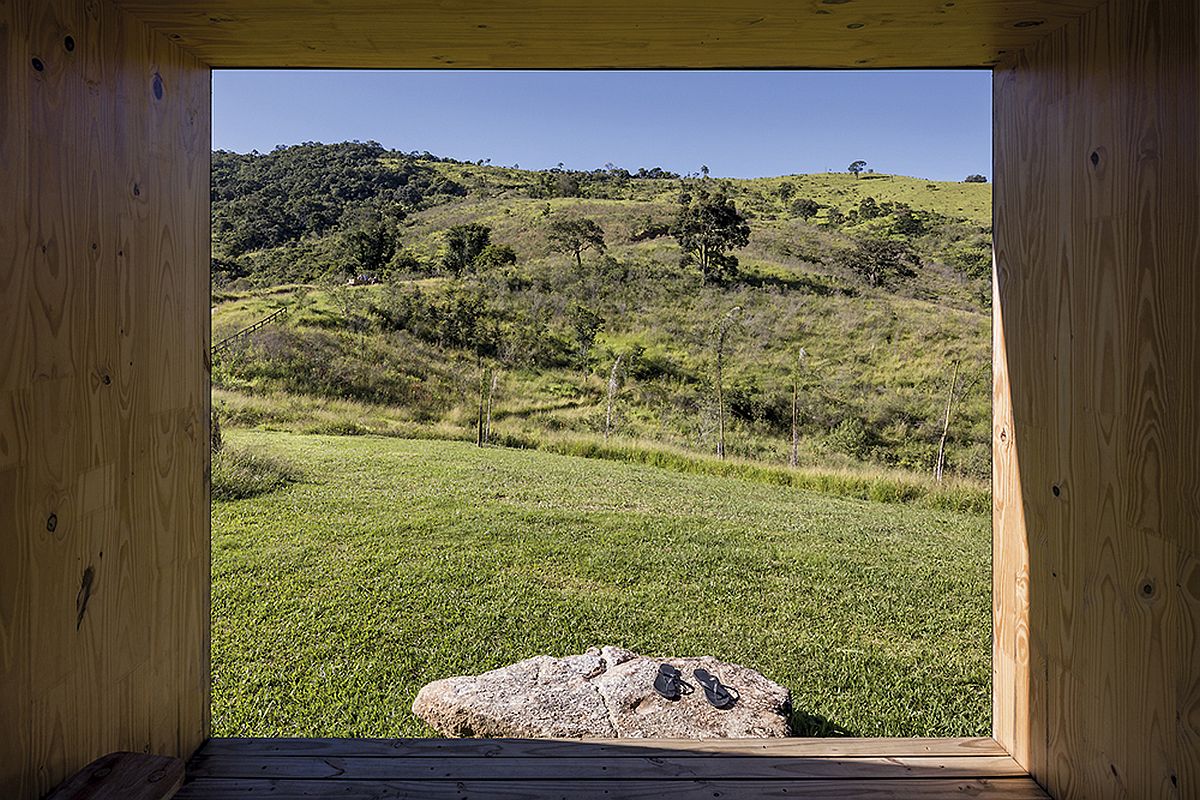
[211,429,991,738]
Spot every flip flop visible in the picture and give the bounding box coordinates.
[653,663,692,701]
[693,668,739,709]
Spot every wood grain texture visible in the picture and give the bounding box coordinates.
[0,1,211,798]
[110,0,1107,69]
[194,736,1008,759]
[45,751,183,800]
[186,754,1027,780]
[993,0,1200,797]
[178,738,1046,799]
[176,777,1049,800]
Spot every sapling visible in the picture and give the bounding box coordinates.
[713,306,742,460]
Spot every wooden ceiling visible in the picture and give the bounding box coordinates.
[115,0,1109,69]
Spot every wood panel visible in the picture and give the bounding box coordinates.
[993,0,1200,797]
[109,0,1108,69]
[0,0,211,798]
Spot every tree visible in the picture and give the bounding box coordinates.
[848,160,868,178]
[671,187,751,284]
[536,170,583,197]
[547,217,606,268]
[555,172,582,197]
[570,303,604,373]
[713,306,742,460]
[431,283,498,356]
[442,223,492,275]
[475,243,517,270]
[791,197,820,219]
[964,174,989,183]
[342,214,396,276]
[858,196,882,220]
[843,237,917,288]
[891,205,927,236]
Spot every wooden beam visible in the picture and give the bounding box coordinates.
[112,0,1109,69]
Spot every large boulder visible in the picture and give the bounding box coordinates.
[412,646,792,738]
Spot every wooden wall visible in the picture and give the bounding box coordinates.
[3,0,1197,797]
[993,0,1200,796]
[0,0,211,797]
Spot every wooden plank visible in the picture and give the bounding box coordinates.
[0,1,211,797]
[993,0,1200,796]
[45,752,183,800]
[1178,546,1200,797]
[113,0,1107,69]
[188,754,1026,781]
[176,777,1051,800]
[194,737,1008,759]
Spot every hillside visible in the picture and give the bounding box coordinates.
[212,142,993,484]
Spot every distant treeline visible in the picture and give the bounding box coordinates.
[212,141,681,257]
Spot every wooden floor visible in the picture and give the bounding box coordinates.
[180,737,1049,798]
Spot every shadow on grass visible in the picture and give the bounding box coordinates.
[790,710,857,737]
[736,270,840,296]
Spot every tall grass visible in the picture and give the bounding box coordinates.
[499,432,990,514]
[215,386,988,513]
[211,446,301,501]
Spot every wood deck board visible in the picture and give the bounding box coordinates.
[195,736,1006,758]
[181,739,1049,799]
[46,752,184,800]
[188,754,1027,780]
[178,777,1050,799]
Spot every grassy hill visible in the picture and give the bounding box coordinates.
[212,430,990,738]
[212,142,993,489]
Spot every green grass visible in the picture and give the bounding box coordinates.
[212,428,991,739]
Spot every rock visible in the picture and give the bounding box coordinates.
[412,647,792,738]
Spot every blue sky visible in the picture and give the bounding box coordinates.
[213,70,991,181]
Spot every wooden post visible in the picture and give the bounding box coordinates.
[604,355,623,441]
[934,360,959,483]
[475,362,486,447]
[484,370,498,444]
[790,348,807,468]
[714,307,740,460]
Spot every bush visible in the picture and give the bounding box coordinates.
[825,417,871,459]
[211,447,300,501]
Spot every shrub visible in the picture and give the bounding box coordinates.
[825,417,871,459]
